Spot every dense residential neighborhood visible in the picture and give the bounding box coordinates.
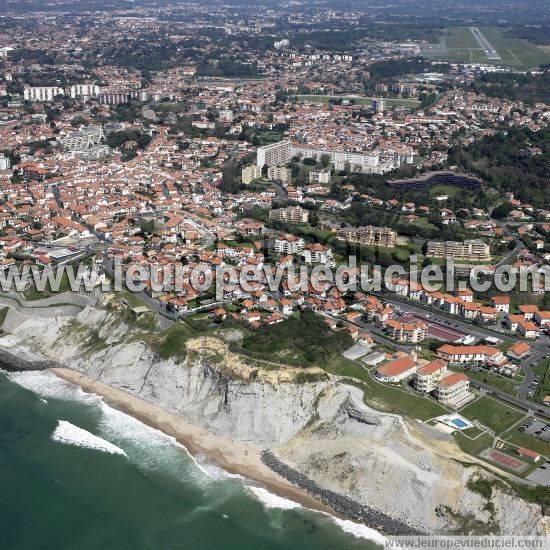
[0,1,549,539]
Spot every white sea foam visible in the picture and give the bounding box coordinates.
[6,370,101,405]
[246,486,302,510]
[8,369,386,544]
[329,517,387,545]
[247,484,386,544]
[52,420,127,457]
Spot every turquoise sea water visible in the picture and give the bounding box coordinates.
[0,371,382,550]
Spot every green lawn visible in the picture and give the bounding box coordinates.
[504,429,550,459]
[533,359,550,403]
[23,269,72,300]
[0,306,8,328]
[461,396,526,434]
[460,368,518,396]
[454,431,494,455]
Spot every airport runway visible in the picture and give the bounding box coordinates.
[469,27,501,60]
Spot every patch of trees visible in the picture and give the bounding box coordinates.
[242,309,353,367]
[448,127,550,207]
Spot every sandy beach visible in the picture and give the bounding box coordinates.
[50,367,338,517]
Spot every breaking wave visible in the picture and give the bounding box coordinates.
[52,420,127,457]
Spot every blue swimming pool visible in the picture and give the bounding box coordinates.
[451,418,467,428]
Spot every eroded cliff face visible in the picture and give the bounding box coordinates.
[1,301,547,536]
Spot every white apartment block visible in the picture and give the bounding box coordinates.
[309,168,331,184]
[241,165,262,184]
[426,239,492,262]
[69,84,100,98]
[256,140,401,175]
[337,226,397,248]
[413,361,447,394]
[274,234,304,254]
[256,141,293,168]
[435,373,473,408]
[24,86,64,101]
[0,154,11,171]
[302,243,335,267]
[61,125,105,151]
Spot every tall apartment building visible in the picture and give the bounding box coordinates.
[267,166,291,184]
[413,361,447,394]
[292,144,392,174]
[0,154,11,171]
[61,125,105,151]
[69,84,100,98]
[269,206,309,224]
[241,165,262,184]
[337,226,397,248]
[256,141,293,168]
[256,140,405,175]
[274,234,304,255]
[426,239,491,262]
[309,168,331,184]
[434,373,473,408]
[24,86,64,101]
[98,90,149,105]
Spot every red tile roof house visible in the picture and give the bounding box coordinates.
[516,447,541,462]
[490,295,510,314]
[375,356,417,383]
[437,344,507,366]
[506,341,531,361]
[518,304,539,320]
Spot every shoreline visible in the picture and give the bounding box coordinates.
[49,367,343,520]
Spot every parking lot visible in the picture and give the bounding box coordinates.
[520,419,550,443]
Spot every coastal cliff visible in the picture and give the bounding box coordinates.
[0,297,547,536]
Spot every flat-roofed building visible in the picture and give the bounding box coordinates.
[267,166,291,184]
[24,86,64,101]
[269,205,309,224]
[256,141,292,168]
[242,165,262,184]
[274,234,304,255]
[337,226,397,248]
[426,239,491,263]
[387,171,482,191]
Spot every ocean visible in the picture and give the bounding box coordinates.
[0,371,383,550]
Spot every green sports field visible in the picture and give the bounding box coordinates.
[422,27,550,68]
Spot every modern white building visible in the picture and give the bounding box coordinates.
[0,154,11,171]
[256,141,293,168]
[435,373,473,408]
[69,84,100,98]
[24,86,64,101]
[274,234,304,255]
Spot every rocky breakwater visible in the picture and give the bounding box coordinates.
[0,348,58,372]
[0,300,548,536]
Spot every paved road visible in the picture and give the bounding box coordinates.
[518,335,550,397]
[469,27,501,60]
[379,293,520,343]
